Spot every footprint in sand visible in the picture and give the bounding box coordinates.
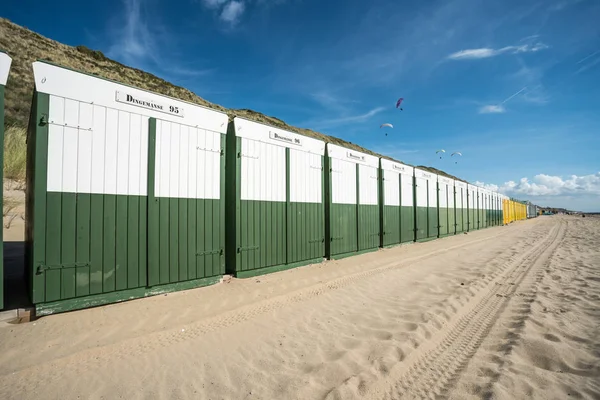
[543,333,561,343]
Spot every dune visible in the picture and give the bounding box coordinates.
[0,215,598,400]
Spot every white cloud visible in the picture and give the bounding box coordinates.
[220,1,245,24]
[299,106,386,130]
[477,173,600,197]
[105,0,216,80]
[447,42,549,60]
[310,91,360,113]
[326,107,386,123]
[448,48,498,59]
[474,181,500,192]
[479,105,505,113]
[576,54,600,74]
[549,0,587,12]
[200,0,229,8]
[201,0,229,9]
[107,0,157,64]
[475,173,600,211]
[199,0,280,26]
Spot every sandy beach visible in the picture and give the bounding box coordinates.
[0,214,598,399]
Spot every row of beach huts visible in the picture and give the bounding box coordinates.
[0,53,540,316]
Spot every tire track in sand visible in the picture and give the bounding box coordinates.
[358,219,566,400]
[0,224,515,383]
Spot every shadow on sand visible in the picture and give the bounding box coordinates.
[3,241,31,311]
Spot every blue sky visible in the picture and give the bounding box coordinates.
[3,0,600,210]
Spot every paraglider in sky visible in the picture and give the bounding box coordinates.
[451,151,462,164]
[396,98,404,110]
[380,123,393,136]
[436,149,446,159]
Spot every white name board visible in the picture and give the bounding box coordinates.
[347,151,365,162]
[115,91,185,117]
[269,130,302,146]
[393,164,406,171]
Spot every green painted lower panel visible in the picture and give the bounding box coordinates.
[237,200,286,272]
[358,204,379,251]
[428,207,438,239]
[382,205,400,247]
[468,208,477,231]
[32,192,148,304]
[383,206,414,245]
[479,209,484,229]
[448,207,456,236]
[400,206,415,243]
[288,202,325,265]
[439,208,449,236]
[415,206,428,240]
[455,209,464,233]
[330,203,358,257]
[35,274,222,316]
[150,197,223,285]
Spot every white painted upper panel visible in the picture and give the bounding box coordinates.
[383,169,400,206]
[240,138,286,202]
[331,158,356,205]
[455,186,464,208]
[414,168,437,181]
[428,176,438,207]
[359,164,378,205]
[448,184,455,208]
[467,185,477,208]
[438,176,452,185]
[415,176,428,207]
[290,149,322,203]
[0,52,12,86]
[401,174,414,207]
[233,117,325,155]
[380,158,414,176]
[327,143,379,168]
[32,61,228,134]
[455,180,467,189]
[439,180,448,207]
[46,95,148,195]
[154,120,221,199]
